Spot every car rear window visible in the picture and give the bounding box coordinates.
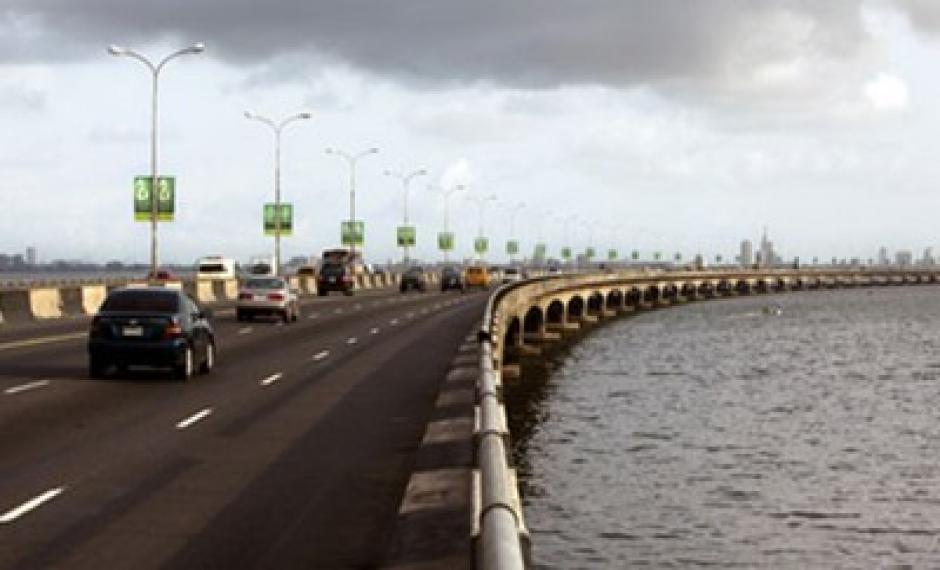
[244,278,285,289]
[101,290,179,313]
[320,263,345,277]
[199,263,226,273]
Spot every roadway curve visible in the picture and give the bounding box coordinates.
[0,288,487,569]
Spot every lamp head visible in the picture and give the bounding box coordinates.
[107,45,126,56]
[298,112,312,120]
[188,42,206,54]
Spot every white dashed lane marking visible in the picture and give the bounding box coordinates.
[308,313,320,320]
[260,373,283,386]
[347,337,358,345]
[238,327,253,335]
[312,350,330,362]
[390,318,399,326]
[175,408,213,430]
[334,308,344,314]
[0,487,66,524]
[4,380,50,395]
[370,328,380,335]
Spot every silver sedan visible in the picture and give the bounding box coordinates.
[236,277,300,323]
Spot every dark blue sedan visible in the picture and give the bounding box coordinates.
[88,287,216,381]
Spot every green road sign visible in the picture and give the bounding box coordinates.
[674,252,682,261]
[506,240,519,255]
[341,220,364,246]
[586,247,596,259]
[608,249,618,261]
[561,247,572,260]
[438,231,455,251]
[263,203,293,236]
[133,176,175,222]
[534,243,547,258]
[715,254,723,263]
[654,251,662,261]
[397,225,416,247]
[631,250,640,261]
[474,237,489,254]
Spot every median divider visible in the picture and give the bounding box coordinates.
[29,287,63,319]
[195,280,216,304]
[59,287,85,316]
[82,285,107,315]
[0,289,32,324]
[211,280,227,302]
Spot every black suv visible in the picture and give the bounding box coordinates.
[400,266,428,293]
[88,287,216,381]
[317,262,355,296]
[440,265,464,292]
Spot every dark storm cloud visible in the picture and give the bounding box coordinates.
[3,1,871,87]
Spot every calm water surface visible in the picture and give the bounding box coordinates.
[508,287,940,568]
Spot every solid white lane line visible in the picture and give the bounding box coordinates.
[347,337,358,345]
[313,350,330,361]
[4,379,50,395]
[0,487,65,524]
[421,308,429,314]
[354,304,363,310]
[0,332,86,352]
[308,313,320,320]
[175,408,213,430]
[408,312,416,319]
[260,373,283,386]
[370,328,380,335]
[238,327,253,335]
[390,318,399,326]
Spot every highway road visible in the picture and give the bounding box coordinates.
[0,287,487,569]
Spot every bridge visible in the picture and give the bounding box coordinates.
[0,266,936,569]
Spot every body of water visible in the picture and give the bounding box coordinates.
[508,287,940,568]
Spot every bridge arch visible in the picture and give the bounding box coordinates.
[523,306,544,334]
[587,292,604,315]
[567,296,585,320]
[606,290,623,310]
[546,299,565,324]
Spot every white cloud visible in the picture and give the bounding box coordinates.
[864,72,910,110]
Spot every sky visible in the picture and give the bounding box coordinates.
[2,0,940,265]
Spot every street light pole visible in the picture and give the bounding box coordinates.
[108,42,205,277]
[507,202,525,264]
[245,111,312,276]
[466,194,498,261]
[326,147,379,258]
[384,168,427,264]
[428,183,465,261]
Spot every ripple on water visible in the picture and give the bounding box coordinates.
[509,287,940,567]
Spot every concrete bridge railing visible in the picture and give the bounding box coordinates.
[474,266,940,568]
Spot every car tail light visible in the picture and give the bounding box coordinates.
[268,293,285,301]
[238,292,252,300]
[163,317,184,339]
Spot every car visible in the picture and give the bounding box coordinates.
[502,267,523,283]
[296,265,317,277]
[236,276,300,322]
[465,265,490,289]
[146,269,176,281]
[440,265,465,292]
[400,266,428,293]
[196,255,236,280]
[87,287,215,381]
[317,261,355,296]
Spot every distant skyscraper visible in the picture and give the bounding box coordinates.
[877,246,890,266]
[759,226,775,267]
[896,250,913,266]
[740,240,753,267]
[923,247,935,265]
[25,246,36,266]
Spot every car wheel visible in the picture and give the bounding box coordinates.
[236,310,244,322]
[317,290,327,297]
[89,356,108,378]
[174,345,194,381]
[199,341,215,374]
[291,306,300,322]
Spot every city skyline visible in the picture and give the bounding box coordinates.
[4,2,940,263]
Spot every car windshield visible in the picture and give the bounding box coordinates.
[244,278,285,289]
[505,268,519,274]
[320,263,345,276]
[100,290,179,313]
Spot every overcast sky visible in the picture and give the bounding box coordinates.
[2,0,940,265]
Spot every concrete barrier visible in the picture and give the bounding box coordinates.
[82,285,107,315]
[30,288,63,319]
[355,275,369,290]
[60,287,85,316]
[0,290,32,324]
[289,276,302,292]
[195,280,216,304]
[301,277,317,295]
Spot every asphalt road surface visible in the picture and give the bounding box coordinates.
[0,287,487,569]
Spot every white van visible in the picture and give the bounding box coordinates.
[196,256,236,280]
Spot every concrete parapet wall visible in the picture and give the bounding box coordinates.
[223,279,238,300]
[82,285,107,315]
[195,280,216,304]
[0,289,32,324]
[30,288,63,319]
[60,287,84,316]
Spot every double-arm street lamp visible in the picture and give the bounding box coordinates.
[245,111,312,275]
[107,42,205,277]
[384,168,427,264]
[466,194,498,261]
[428,183,465,261]
[326,147,379,257]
